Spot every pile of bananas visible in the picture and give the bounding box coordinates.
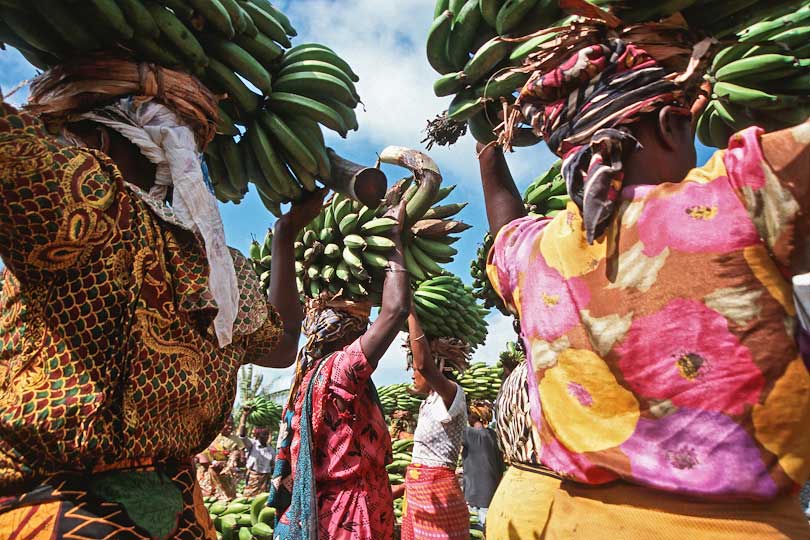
[206,493,274,540]
[698,3,810,148]
[413,275,489,349]
[470,160,568,314]
[386,438,415,487]
[0,1,362,214]
[456,361,504,401]
[424,0,808,147]
[378,383,425,417]
[244,395,281,429]
[248,227,274,292]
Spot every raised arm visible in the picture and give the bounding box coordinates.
[477,142,526,238]
[256,188,328,368]
[408,309,457,409]
[359,199,411,368]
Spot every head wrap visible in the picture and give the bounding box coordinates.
[517,37,683,243]
[25,56,238,346]
[405,336,471,374]
[469,400,493,425]
[286,293,371,409]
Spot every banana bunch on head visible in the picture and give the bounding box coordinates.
[699,3,810,149]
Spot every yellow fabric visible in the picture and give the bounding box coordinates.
[488,468,810,540]
[544,481,810,540]
[486,466,560,540]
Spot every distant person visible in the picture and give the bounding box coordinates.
[394,306,469,540]
[462,404,504,527]
[237,407,276,497]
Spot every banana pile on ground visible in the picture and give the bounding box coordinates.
[244,395,282,429]
[470,160,567,314]
[378,383,425,417]
[386,438,415,488]
[412,275,489,349]
[248,174,472,303]
[698,3,810,149]
[0,1,362,214]
[456,362,504,401]
[424,0,807,147]
[205,493,274,540]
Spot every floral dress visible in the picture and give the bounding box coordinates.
[278,340,394,540]
[488,124,810,500]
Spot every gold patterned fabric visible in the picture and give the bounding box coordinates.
[0,101,282,495]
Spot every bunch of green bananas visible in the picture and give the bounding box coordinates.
[470,160,568,314]
[0,1,362,216]
[378,383,425,417]
[682,0,803,39]
[205,39,362,212]
[413,275,489,349]
[244,395,281,428]
[206,493,275,540]
[248,227,274,292]
[456,361,504,401]
[697,3,810,148]
[498,340,526,367]
[523,159,569,217]
[386,438,415,486]
[247,176,471,303]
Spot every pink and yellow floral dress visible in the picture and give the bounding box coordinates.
[488,124,810,502]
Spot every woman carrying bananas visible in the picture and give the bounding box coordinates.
[0,56,321,540]
[268,200,411,540]
[477,14,810,540]
[392,310,469,540]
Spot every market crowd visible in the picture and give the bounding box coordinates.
[1,2,810,540]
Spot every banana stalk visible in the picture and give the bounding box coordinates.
[378,146,441,227]
[325,149,388,207]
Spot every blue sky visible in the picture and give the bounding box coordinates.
[0,0,715,394]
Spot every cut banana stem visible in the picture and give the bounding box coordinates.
[325,148,388,207]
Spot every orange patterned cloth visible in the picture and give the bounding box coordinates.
[488,122,810,500]
[401,464,469,540]
[0,100,282,500]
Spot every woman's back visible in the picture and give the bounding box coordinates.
[488,124,810,499]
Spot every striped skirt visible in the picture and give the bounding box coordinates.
[401,463,469,540]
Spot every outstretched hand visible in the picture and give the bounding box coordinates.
[282,187,329,232]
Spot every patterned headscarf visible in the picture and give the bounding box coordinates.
[285,294,371,410]
[517,38,684,243]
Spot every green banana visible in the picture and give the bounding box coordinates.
[147,2,207,68]
[281,43,360,82]
[117,0,160,39]
[365,235,396,250]
[283,115,332,180]
[267,92,348,137]
[447,91,487,121]
[360,217,398,234]
[324,98,359,132]
[414,236,458,258]
[344,234,367,249]
[447,0,482,69]
[247,121,299,199]
[463,37,512,84]
[234,31,284,66]
[259,110,319,176]
[713,81,779,108]
[422,202,467,220]
[32,0,100,51]
[426,10,455,74]
[274,71,358,107]
[480,0,503,27]
[715,53,797,82]
[87,0,135,40]
[338,212,359,235]
[203,36,273,94]
[238,1,290,47]
[278,60,359,98]
[433,71,468,97]
[186,0,234,37]
[218,135,248,193]
[509,32,556,63]
[408,242,444,276]
[205,58,261,115]
[496,0,538,36]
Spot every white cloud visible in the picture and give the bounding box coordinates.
[471,311,519,365]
